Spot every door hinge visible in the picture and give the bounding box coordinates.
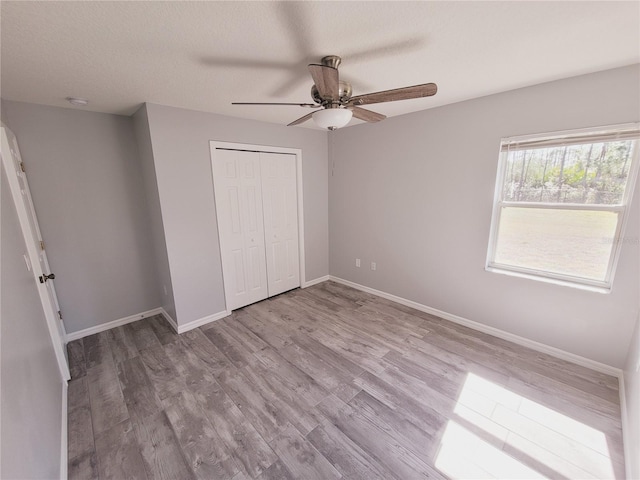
[20,161,25,172]
[40,240,45,250]
[58,310,63,320]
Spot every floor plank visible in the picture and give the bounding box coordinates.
[268,424,342,480]
[203,323,257,368]
[117,357,163,421]
[179,328,233,374]
[348,389,439,462]
[94,420,148,480]
[253,347,328,406]
[138,344,187,401]
[134,411,195,480]
[277,339,356,393]
[255,459,296,480]
[86,358,129,436]
[192,381,278,478]
[353,370,448,438]
[106,326,139,363]
[307,420,395,480]
[68,451,99,480]
[84,332,113,369]
[127,321,163,352]
[68,339,87,379]
[212,313,271,352]
[68,404,95,461]
[317,394,445,479]
[68,377,90,412]
[234,309,293,350]
[215,367,290,443]
[162,337,218,394]
[163,391,239,480]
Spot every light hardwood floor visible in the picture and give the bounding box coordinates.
[67,281,625,479]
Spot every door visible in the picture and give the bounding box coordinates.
[1,126,70,380]
[212,149,269,310]
[261,152,300,296]
[212,147,302,311]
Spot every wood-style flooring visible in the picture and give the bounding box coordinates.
[67,281,625,479]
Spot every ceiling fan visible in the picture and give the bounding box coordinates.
[232,55,437,130]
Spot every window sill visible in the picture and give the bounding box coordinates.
[485,265,611,294]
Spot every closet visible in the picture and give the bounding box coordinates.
[212,148,300,311]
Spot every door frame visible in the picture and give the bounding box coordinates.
[209,141,306,313]
[1,126,71,381]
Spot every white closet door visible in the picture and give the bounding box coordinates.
[260,152,300,296]
[212,150,268,310]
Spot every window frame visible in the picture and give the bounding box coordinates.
[486,123,640,292]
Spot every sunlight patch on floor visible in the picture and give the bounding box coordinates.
[435,373,615,479]
[436,421,546,479]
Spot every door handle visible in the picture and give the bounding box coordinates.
[39,273,55,283]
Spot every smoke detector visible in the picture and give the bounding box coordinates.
[66,97,89,106]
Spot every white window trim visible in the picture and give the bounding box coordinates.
[486,123,640,292]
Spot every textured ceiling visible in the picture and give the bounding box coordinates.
[1,1,639,129]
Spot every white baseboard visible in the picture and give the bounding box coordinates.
[170,310,231,334]
[329,275,622,377]
[159,308,178,333]
[60,380,68,480]
[302,275,330,288]
[65,306,232,341]
[65,307,165,342]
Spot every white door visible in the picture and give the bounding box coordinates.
[260,152,300,296]
[212,149,269,310]
[1,126,70,380]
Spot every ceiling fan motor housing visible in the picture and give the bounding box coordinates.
[311,81,353,106]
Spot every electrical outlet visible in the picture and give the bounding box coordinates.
[355,258,361,267]
[163,285,168,296]
[371,262,377,271]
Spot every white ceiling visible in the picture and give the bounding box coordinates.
[1,1,639,129]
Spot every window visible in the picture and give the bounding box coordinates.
[487,123,640,291]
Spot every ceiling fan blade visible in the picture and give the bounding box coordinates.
[349,106,386,123]
[233,102,320,108]
[308,64,339,101]
[288,112,314,126]
[348,83,437,106]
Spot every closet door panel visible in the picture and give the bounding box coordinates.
[213,150,268,310]
[261,152,300,296]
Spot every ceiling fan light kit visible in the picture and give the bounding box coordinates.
[312,107,353,130]
[233,55,437,130]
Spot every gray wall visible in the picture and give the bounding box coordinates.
[145,103,329,326]
[1,164,64,479]
[132,104,176,320]
[1,101,161,333]
[329,64,640,368]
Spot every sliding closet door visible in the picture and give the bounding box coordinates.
[212,149,268,310]
[261,152,301,296]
